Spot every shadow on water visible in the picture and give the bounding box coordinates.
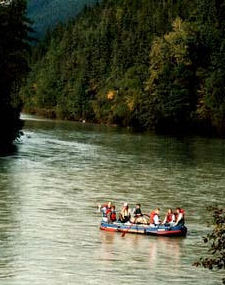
[0,144,18,158]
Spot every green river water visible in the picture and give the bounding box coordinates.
[0,114,224,284]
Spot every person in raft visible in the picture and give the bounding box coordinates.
[149,208,161,226]
[108,205,117,223]
[130,204,148,224]
[162,208,175,225]
[133,203,143,217]
[98,202,112,222]
[174,207,185,226]
[119,202,131,223]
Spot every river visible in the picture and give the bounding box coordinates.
[0,114,224,284]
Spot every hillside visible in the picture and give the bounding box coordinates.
[27,0,96,38]
[22,0,225,135]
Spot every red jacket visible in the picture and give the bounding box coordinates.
[110,212,117,222]
[165,213,174,223]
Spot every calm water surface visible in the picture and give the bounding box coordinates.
[0,114,224,284]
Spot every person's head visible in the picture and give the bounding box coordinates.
[123,202,128,208]
[168,208,173,214]
[111,205,115,211]
[136,203,141,209]
[155,208,160,214]
[176,207,181,214]
[108,202,112,208]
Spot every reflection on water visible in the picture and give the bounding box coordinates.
[98,232,183,267]
[0,114,224,284]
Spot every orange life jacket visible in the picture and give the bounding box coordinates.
[149,211,157,224]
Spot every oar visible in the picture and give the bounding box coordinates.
[121,221,135,237]
[121,224,131,237]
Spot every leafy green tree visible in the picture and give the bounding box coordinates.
[195,0,225,135]
[144,18,198,132]
[193,207,225,284]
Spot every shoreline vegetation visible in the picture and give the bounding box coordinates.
[21,0,225,137]
[21,108,224,137]
[0,0,30,150]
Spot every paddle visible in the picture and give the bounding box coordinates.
[121,222,133,237]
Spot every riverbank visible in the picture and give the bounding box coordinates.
[22,108,223,138]
[22,108,123,129]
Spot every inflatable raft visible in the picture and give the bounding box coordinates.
[100,221,187,237]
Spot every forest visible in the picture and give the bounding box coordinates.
[0,0,30,149]
[21,0,225,135]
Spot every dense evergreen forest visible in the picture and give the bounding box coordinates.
[21,0,225,135]
[27,0,97,38]
[0,0,30,150]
